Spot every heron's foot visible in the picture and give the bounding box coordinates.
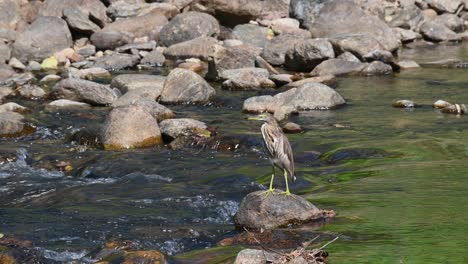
[262,188,275,198]
[279,190,292,196]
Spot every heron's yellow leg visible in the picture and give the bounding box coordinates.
[280,170,291,196]
[262,167,275,197]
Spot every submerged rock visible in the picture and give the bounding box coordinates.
[159,68,215,104]
[441,104,467,115]
[392,99,417,108]
[234,190,330,229]
[48,99,91,108]
[433,99,452,109]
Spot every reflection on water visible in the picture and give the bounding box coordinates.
[2,44,468,263]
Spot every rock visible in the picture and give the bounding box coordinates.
[311,59,366,76]
[283,122,303,133]
[207,45,258,79]
[17,84,46,98]
[197,0,290,26]
[0,41,11,64]
[159,11,220,47]
[337,52,361,62]
[164,36,219,61]
[220,68,275,90]
[4,72,36,87]
[63,7,101,35]
[433,99,452,109]
[329,34,384,61]
[234,190,326,229]
[0,0,20,31]
[112,97,174,121]
[243,82,345,114]
[0,102,27,113]
[234,249,278,264]
[392,99,417,108]
[102,13,168,40]
[111,74,165,95]
[77,44,96,57]
[48,99,91,108]
[116,41,156,53]
[425,0,463,13]
[159,118,207,139]
[441,103,467,114]
[223,39,243,47]
[39,0,108,27]
[398,60,420,69]
[283,75,336,89]
[73,67,111,80]
[362,61,393,75]
[176,59,207,73]
[0,112,25,137]
[308,0,401,52]
[140,49,166,66]
[102,105,163,150]
[106,1,177,19]
[432,14,464,33]
[270,74,293,86]
[255,56,279,75]
[90,31,131,51]
[12,16,73,63]
[0,86,13,102]
[285,39,335,72]
[27,61,41,71]
[52,78,117,105]
[40,56,58,70]
[93,53,140,70]
[232,24,269,49]
[261,34,308,66]
[8,58,25,70]
[420,21,461,42]
[160,68,215,104]
[39,74,62,83]
[393,27,422,43]
[387,4,423,31]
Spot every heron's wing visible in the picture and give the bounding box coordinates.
[279,134,295,180]
[261,123,277,157]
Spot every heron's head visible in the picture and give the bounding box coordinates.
[247,113,276,123]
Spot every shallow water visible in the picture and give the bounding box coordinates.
[2,44,468,263]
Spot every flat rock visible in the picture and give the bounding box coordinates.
[207,45,258,80]
[102,13,168,40]
[234,190,326,229]
[311,59,367,76]
[48,99,91,108]
[110,74,165,95]
[159,118,207,139]
[160,68,215,104]
[73,67,111,80]
[107,1,177,19]
[220,68,275,90]
[93,53,140,70]
[285,39,335,72]
[12,16,73,63]
[232,24,269,49]
[159,11,220,47]
[90,31,131,51]
[164,36,219,61]
[398,60,420,69]
[102,105,163,150]
[52,78,117,105]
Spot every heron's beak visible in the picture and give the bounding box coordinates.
[247,114,268,121]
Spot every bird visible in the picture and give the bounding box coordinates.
[248,113,296,195]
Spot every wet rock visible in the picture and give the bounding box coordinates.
[283,122,303,134]
[283,75,335,89]
[398,60,420,69]
[113,98,174,121]
[111,74,165,95]
[164,36,219,61]
[4,72,36,87]
[63,7,101,35]
[308,0,401,52]
[0,41,10,64]
[261,34,308,66]
[285,39,335,72]
[232,24,269,49]
[432,14,464,33]
[234,249,278,264]
[441,103,467,115]
[0,102,27,113]
[270,74,293,86]
[0,112,25,137]
[197,0,290,26]
[176,58,207,73]
[102,13,168,40]
[336,52,361,62]
[17,84,45,98]
[48,99,91,108]
[433,99,452,109]
[107,1,177,19]
[116,41,156,53]
[362,61,393,75]
[220,68,275,90]
[90,31,131,51]
[393,99,417,108]
[393,27,422,43]
[159,11,220,47]
[52,78,117,105]
[425,0,463,14]
[77,44,96,57]
[420,21,461,42]
[141,49,166,66]
[12,16,73,63]
[329,34,384,61]
[311,59,366,76]
[39,0,108,27]
[73,67,111,80]
[0,86,13,102]
[93,53,140,70]
[207,45,258,79]
[159,68,215,104]
[8,57,25,71]
[0,237,52,264]
[234,190,327,229]
[102,105,163,150]
[159,118,207,139]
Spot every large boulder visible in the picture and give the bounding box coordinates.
[93,53,140,70]
[0,0,20,31]
[102,105,163,150]
[63,7,101,35]
[220,68,275,90]
[207,45,258,79]
[159,118,207,139]
[12,16,73,63]
[158,11,220,47]
[232,24,269,49]
[261,33,308,66]
[329,34,384,61]
[197,0,290,26]
[112,98,175,121]
[432,14,464,33]
[419,21,460,42]
[164,36,219,61]
[101,13,168,40]
[234,190,326,229]
[160,68,216,104]
[52,78,117,105]
[305,0,401,52]
[284,39,335,72]
[39,0,108,27]
[110,74,165,95]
